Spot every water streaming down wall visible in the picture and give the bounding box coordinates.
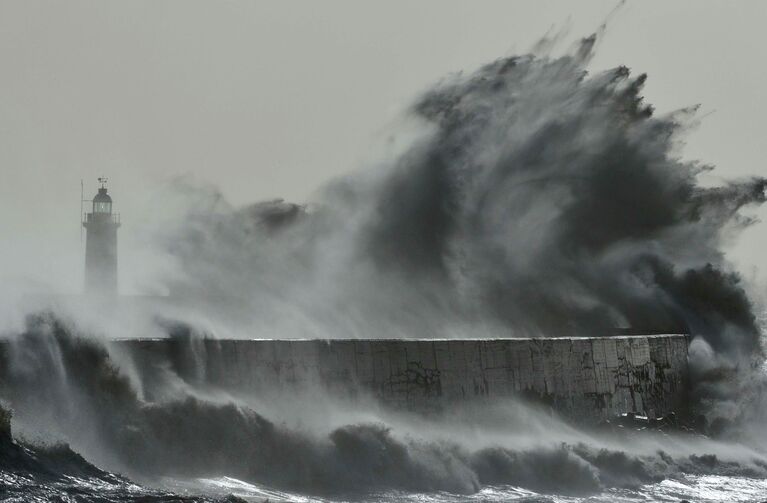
[118,334,689,421]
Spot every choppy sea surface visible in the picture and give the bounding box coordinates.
[3,315,766,502]
[4,457,767,503]
[1,335,766,503]
[179,474,767,502]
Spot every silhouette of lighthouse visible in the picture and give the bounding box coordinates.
[83,178,120,295]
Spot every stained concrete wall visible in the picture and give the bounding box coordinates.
[117,335,689,421]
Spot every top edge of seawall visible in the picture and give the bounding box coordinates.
[108,334,690,343]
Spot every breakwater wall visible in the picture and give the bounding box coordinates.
[117,334,689,421]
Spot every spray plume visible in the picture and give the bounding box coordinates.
[155,36,764,364]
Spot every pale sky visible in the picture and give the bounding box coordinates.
[1,0,766,294]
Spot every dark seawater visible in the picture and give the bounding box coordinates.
[3,395,767,502]
[0,313,766,503]
[3,315,765,503]
[5,470,767,502]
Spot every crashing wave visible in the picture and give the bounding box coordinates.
[1,313,765,500]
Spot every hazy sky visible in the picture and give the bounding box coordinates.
[1,0,766,294]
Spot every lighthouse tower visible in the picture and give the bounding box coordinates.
[82,178,121,295]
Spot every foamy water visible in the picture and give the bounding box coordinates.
[176,475,767,502]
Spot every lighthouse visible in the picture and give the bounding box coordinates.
[82,178,120,295]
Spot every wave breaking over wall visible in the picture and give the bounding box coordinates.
[1,314,764,499]
[153,36,765,367]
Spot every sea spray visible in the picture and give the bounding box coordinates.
[156,37,765,363]
[141,36,767,436]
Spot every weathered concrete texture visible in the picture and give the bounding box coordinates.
[117,335,689,421]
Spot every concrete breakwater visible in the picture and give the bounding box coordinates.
[118,334,689,421]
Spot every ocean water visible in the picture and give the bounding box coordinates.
[6,471,767,502]
[185,474,767,502]
[2,410,767,503]
[2,317,767,502]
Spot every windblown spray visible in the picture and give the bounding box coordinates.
[163,36,765,362]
